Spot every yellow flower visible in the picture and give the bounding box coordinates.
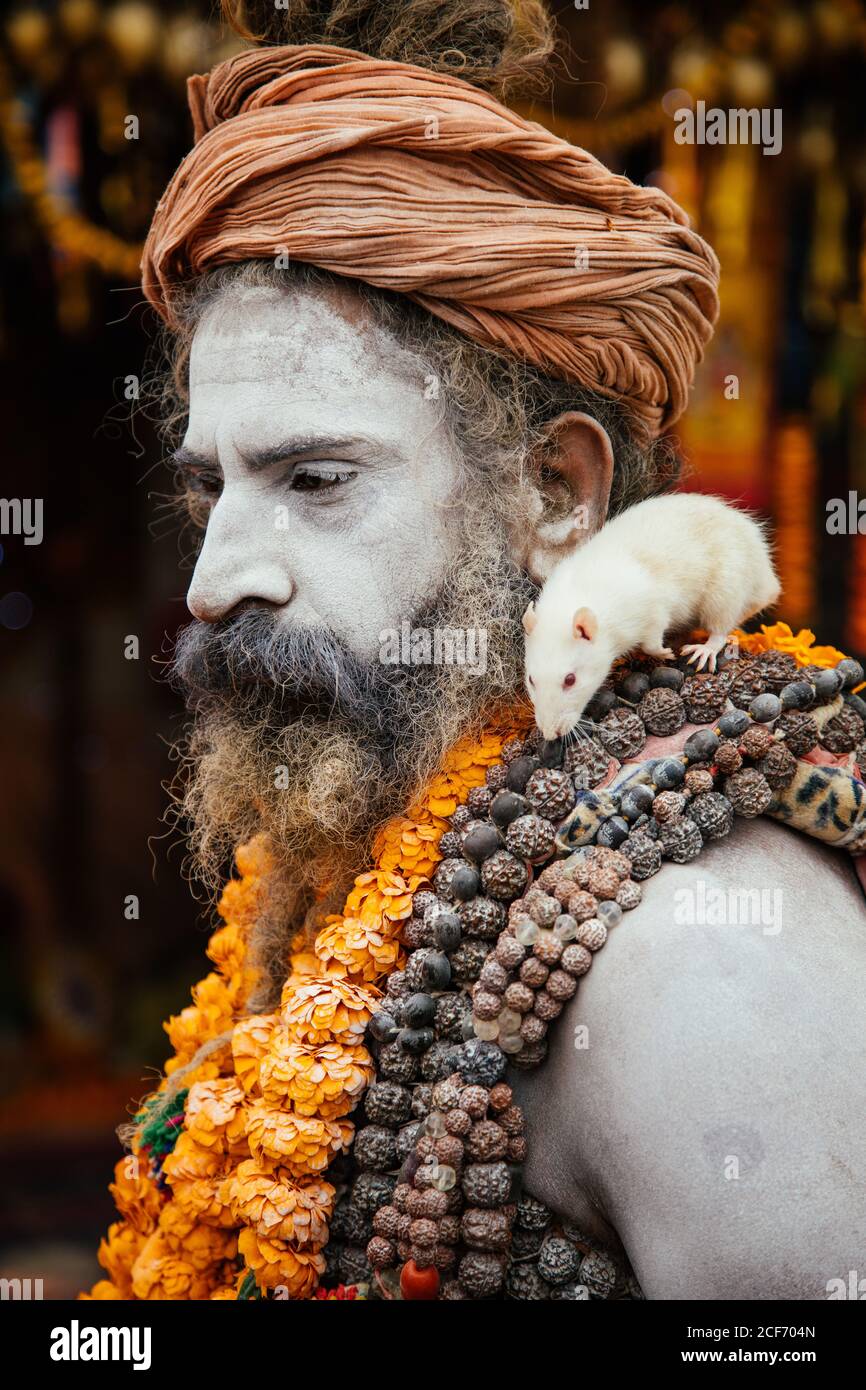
[731,621,847,668]
[343,870,419,926]
[231,1013,278,1095]
[80,1280,124,1300]
[184,1078,247,1156]
[280,977,380,1046]
[313,915,403,983]
[131,1232,216,1301]
[245,1102,353,1176]
[373,818,443,879]
[210,1286,238,1300]
[207,921,248,979]
[162,1131,225,1185]
[170,1170,235,1228]
[108,1157,163,1237]
[260,1033,374,1119]
[157,1199,197,1247]
[223,1159,334,1244]
[285,949,347,986]
[164,1053,228,1084]
[238,1227,326,1298]
[179,1223,238,1275]
[216,877,260,931]
[97,1221,143,1296]
[164,972,235,1063]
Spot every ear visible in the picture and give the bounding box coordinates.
[522,601,537,635]
[572,606,598,642]
[512,411,614,584]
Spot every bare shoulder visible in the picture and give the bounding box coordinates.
[512,819,866,1299]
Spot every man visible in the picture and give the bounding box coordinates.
[97,1,866,1299]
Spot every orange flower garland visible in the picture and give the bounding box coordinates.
[84,703,532,1301]
[730,620,847,669]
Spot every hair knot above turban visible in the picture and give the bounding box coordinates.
[142,44,720,438]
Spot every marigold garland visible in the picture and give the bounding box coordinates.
[730,620,846,669]
[84,704,531,1300]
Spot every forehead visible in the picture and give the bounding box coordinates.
[187,281,430,444]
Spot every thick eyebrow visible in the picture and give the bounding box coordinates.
[239,434,377,471]
[170,445,219,475]
[171,434,383,476]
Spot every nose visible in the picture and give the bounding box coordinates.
[186,492,294,623]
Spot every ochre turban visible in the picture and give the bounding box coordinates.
[142,44,720,439]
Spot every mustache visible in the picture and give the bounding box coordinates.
[168,608,413,728]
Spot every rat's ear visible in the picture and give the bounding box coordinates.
[511,411,614,584]
[522,601,537,635]
[573,606,598,642]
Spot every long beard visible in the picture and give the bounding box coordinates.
[166,511,532,941]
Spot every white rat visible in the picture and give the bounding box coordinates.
[522,493,780,741]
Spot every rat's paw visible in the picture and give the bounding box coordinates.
[645,645,675,660]
[681,642,718,673]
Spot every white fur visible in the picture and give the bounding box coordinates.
[524,494,781,740]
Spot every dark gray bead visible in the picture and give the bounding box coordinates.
[717,709,750,737]
[838,658,865,690]
[750,692,782,723]
[597,814,629,848]
[402,993,435,1028]
[813,668,843,701]
[620,784,654,821]
[462,823,502,863]
[585,687,617,720]
[368,1010,399,1044]
[433,911,462,951]
[846,693,866,721]
[505,756,540,792]
[779,680,815,711]
[489,789,528,827]
[620,672,650,703]
[398,1027,434,1055]
[451,864,480,901]
[683,728,720,762]
[650,665,685,690]
[653,757,686,790]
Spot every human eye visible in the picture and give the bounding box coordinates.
[186,466,222,498]
[290,464,358,493]
[173,453,223,528]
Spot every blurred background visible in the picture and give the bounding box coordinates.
[0,0,864,1296]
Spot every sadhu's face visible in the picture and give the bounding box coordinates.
[179,281,464,657]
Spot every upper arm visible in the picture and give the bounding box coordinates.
[519,818,866,1299]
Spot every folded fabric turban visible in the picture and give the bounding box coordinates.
[141,43,721,439]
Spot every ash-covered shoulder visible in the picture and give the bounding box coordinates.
[514,822,866,1298]
[565,816,866,1049]
[631,814,863,939]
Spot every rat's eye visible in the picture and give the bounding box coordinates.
[527,675,535,687]
[563,673,576,689]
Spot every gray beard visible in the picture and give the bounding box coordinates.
[165,538,532,929]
